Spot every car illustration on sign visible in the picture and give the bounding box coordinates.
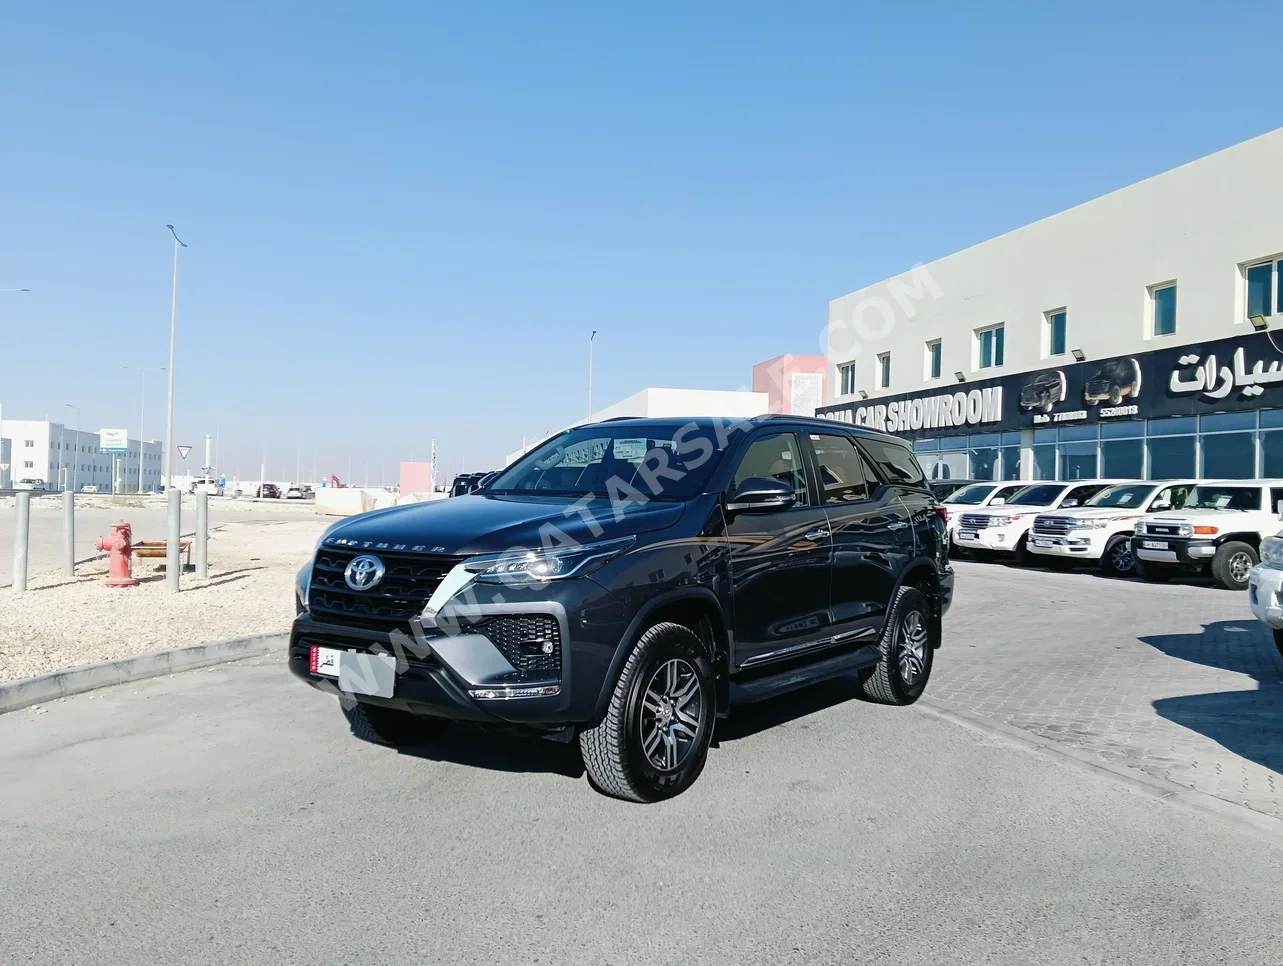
[1019,370,1066,413]
[1084,358,1142,406]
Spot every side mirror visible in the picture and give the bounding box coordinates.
[1150,500,1172,512]
[726,477,797,514]
[1061,498,1079,508]
[989,497,1006,506]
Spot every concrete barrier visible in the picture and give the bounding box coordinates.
[314,488,373,516]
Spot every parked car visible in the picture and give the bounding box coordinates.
[1019,370,1066,413]
[14,479,46,491]
[256,483,281,499]
[940,481,1029,552]
[1248,535,1283,658]
[190,478,225,497]
[1028,480,1197,575]
[449,472,492,497]
[1131,480,1283,590]
[80,484,99,493]
[929,478,980,500]
[1083,358,1142,406]
[953,480,1122,564]
[289,416,953,802]
[285,485,305,499]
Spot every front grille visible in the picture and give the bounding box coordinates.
[308,548,464,631]
[1143,523,1182,536]
[473,614,562,682]
[1033,516,1070,536]
[960,513,999,529]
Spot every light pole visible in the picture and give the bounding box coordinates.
[124,366,165,493]
[588,329,597,418]
[163,224,187,492]
[65,404,81,493]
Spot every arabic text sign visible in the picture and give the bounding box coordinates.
[1168,345,1283,400]
[99,428,129,454]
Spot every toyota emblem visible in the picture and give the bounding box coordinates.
[344,554,386,591]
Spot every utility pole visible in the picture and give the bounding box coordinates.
[65,403,81,493]
[124,365,164,493]
[163,224,187,491]
[588,330,597,418]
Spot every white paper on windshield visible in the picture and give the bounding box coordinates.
[613,438,647,461]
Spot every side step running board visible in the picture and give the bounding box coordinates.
[728,645,881,705]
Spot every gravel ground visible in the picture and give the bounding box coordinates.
[0,518,328,682]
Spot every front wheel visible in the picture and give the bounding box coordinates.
[579,622,715,803]
[1211,541,1257,591]
[857,586,935,705]
[1100,536,1136,577]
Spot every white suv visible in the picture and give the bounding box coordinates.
[1248,535,1283,658]
[1131,480,1283,590]
[954,480,1125,564]
[939,481,1029,552]
[1028,480,1198,576]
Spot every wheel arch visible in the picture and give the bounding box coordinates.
[888,557,944,649]
[1216,532,1262,551]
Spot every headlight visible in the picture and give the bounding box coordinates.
[989,513,1028,526]
[1133,521,1145,534]
[1065,518,1109,529]
[1262,536,1283,566]
[464,536,635,583]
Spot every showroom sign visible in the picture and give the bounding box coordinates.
[816,330,1283,439]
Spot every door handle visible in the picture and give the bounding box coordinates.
[805,527,831,541]
[887,521,909,531]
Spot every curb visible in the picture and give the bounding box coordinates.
[0,632,286,715]
[916,695,1283,837]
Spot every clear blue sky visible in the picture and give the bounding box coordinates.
[2,1,1280,483]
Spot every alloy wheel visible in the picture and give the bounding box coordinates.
[898,609,929,686]
[1110,541,1133,573]
[1229,552,1253,583]
[639,659,704,771]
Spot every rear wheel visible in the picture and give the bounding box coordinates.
[1273,628,1283,661]
[1100,536,1135,577]
[1134,557,1174,583]
[1211,541,1257,591]
[579,622,715,803]
[857,586,934,705]
[342,701,449,746]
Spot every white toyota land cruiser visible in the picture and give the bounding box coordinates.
[1027,480,1198,576]
[939,481,1029,553]
[1131,480,1283,590]
[954,479,1121,564]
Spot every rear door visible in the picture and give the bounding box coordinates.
[725,431,834,667]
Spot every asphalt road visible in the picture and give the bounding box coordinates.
[3,653,1282,965]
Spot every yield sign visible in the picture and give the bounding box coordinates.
[177,445,193,460]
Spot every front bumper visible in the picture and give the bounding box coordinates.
[1026,532,1106,559]
[1249,564,1283,629]
[953,525,1023,553]
[1130,535,1216,566]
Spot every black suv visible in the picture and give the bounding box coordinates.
[289,416,953,801]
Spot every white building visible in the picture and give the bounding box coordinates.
[818,126,1283,482]
[0,419,163,492]
[505,387,769,466]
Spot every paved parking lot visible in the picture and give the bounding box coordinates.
[938,559,1283,819]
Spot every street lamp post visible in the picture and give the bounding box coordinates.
[163,224,187,491]
[124,366,165,493]
[588,330,597,418]
[65,403,81,493]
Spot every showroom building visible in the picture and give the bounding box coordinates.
[816,126,1283,482]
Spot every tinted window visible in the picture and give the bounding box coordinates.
[1086,484,1154,509]
[995,484,1026,500]
[857,437,927,488]
[1009,484,1064,506]
[809,434,872,503]
[944,484,998,505]
[1186,485,1262,511]
[1065,484,1105,505]
[733,433,810,506]
[1154,485,1193,510]
[1271,488,1283,515]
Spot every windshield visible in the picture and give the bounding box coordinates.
[1086,484,1154,509]
[1184,485,1262,511]
[945,484,997,505]
[1008,484,1064,506]
[487,423,729,500]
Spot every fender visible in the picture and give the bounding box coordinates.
[589,585,726,724]
[878,555,948,647]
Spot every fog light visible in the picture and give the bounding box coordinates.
[469,685,561,700]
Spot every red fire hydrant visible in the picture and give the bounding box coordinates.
[96,521,140,588]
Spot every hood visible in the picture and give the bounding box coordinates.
[966,504,1053,516]
[320,493,688,556]
[1039,506,1140,519]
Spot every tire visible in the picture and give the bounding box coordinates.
[1273,628,1283,661]
[1210,541,1257,591]
[1109,386,1123,405]
[1012,534,1033,566]
[342,701,449,746]
[857,586,935,705]
[1134,557,1174,583]
[579,622,716,803]
[1100,536,1135,578]
[1044,557,1076,571]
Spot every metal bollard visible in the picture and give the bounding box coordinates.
[63,489,75,577]
[195,490,209,579]
[166,487,182,593]
[12,491,31,594]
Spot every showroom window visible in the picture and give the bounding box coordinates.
[1246,258,1280,320]
[1147,415,1196,478]
[838,363,857,396]
[977,324,1004,369]
[1198,411,1256,479]
[1100,420,1144,479]
[1150,282,1177,336]
[877,352,891,389]
[925,340,942,380]
[1046,309,1067,357]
